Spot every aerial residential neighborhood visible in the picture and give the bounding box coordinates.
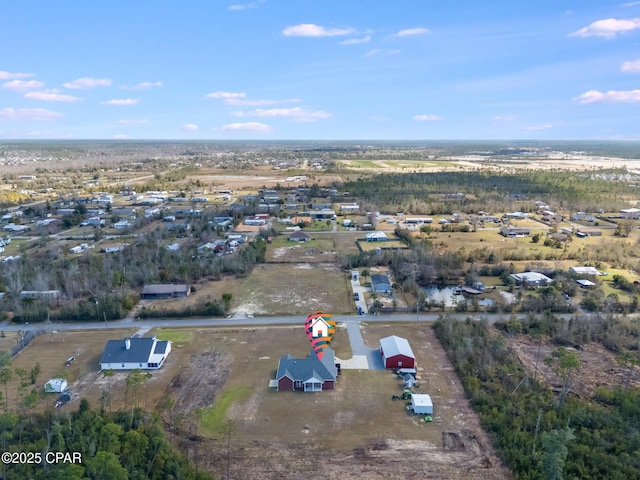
[2,140,640,478]
[2,0,640,477]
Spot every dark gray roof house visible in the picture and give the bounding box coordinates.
[275,348,338,392]
[288,230,312,242]
[371,274,392,294]
[141,284,190,299]
[100,337,172,370]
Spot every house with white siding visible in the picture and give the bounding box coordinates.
[100,337,172,370]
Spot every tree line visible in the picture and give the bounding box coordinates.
[434,315,640,479]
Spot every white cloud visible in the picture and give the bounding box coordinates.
[523,124,553,131]
[181,123,199,131]
[228,1,261,10]
[574,89,640,103]
[340,35,371,45]
[2,80,44,92]
[369,114,390,121]
[365,48,401,57]
[207,91,300,106]
[227,97,300,106]
[250,107,332,122]
[413,114,441,121]
[117,119,149,125]
[0,71,34,80]
[206,91,247,100]
[120,81,163,90]
[221,122,273,133]
[622,59,640,72]
[0,107,62,121]
[24,90,82,102]
[63,77,112,89]
[282,24,354,37]
[393,27,429,37]
[113,134,129,139]
[100,98,139,106]
[569,18,640,38]
[493,115,517,121]
[622,1,640,7]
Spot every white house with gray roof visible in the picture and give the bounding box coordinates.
[100,337,172,370]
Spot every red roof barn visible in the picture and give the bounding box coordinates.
[379,335,415,369]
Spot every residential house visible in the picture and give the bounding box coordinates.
[288,231,312,242]
[366,231,388,242]
[99,336,172,370]
[339,204,360,213]
[569,266,601,276]
[371,274,392,294]
[100,243,127,253]
[500,227,530,237]
[510,271,553,287]
[275,348,338,392]
[140,284,190,299]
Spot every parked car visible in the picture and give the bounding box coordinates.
[354,292,359,301]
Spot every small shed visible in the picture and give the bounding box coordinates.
[44,378,68,393]
[411,394,433,415]
[403,373,416,388]
[576,279,596,288]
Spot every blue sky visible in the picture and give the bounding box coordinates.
[1,1,639,140]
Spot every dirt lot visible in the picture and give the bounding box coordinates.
[508,334,640,398]
[8,321,510,478]
[267,237,337,263]
[6,328,138,410]
[161,324,510,479]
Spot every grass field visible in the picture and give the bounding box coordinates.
[358,239,409,251]
[327,232,361,254]
[131,323,474,451]
[150,262,354,316]
[228,263,352,315]
[266,237,336,263]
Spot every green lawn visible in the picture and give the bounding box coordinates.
[200,385,252,435]
[151,328,195,344]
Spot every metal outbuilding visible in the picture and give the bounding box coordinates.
[411,394,433,415]
[379,335,415,369]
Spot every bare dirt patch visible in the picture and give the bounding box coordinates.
[166,324,512,479]
[169,351,231,414]
[267,238,337,263]
[7,328,137,410]
[229,263,353,316]
[507,334,640,397]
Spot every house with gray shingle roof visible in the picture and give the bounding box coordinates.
[288,230,312,242]
[100,337,172,370]
[275,348,338,392]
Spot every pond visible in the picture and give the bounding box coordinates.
[423,286,494,307]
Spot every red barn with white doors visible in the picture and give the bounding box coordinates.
[379,335,415,369]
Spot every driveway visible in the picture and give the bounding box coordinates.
[338,319,385,370]
[350,276,369,314]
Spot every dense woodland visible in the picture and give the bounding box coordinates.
[0,400,211,480]
[0,217,267,322]
[435,314,640,480]
[340,169,638,214]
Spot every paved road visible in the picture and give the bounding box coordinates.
[0,311,580,333]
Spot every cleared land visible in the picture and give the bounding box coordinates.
[160,324,510,479]
[8,323,508,478]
